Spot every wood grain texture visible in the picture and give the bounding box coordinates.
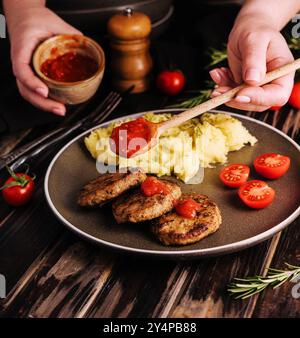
[0,235,115,318]
[253,220,300,318]
[168,242,272,318]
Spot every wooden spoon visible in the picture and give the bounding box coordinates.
[122,58,300,157]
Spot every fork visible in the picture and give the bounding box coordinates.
[1,89,128,171]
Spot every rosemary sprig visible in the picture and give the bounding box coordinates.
[228,263,300,300]
[168,89,212,109]
[206,45,228,68]
[167,81,215,109]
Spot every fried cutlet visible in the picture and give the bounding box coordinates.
[77,170,147,207]
[112,180,181,223]
[152,193,221,246]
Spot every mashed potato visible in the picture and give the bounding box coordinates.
[84,113,257,183]
[201,113,257,151]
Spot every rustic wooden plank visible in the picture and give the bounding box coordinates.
[0,235,115,318]
[0,186,63,292]
[241,233,282,318]
[85,258,181,318]
[166,241,271,318]
[252,220,300,318]
[75,239,270,318]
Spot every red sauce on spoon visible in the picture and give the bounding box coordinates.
[110,117,152,158]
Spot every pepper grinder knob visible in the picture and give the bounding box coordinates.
[124,8,133,16]
[107,9,153,93]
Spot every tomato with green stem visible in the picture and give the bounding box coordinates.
[1,166,35,206]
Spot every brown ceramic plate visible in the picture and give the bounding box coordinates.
[44,109,300,259]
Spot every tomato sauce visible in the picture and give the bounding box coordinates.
[110,117,152,158]
[141,177,170,197]
[175,198,201,219]
[41,52,98,82]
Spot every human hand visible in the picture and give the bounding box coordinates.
[9,6,82,116]
[210,22,294,112]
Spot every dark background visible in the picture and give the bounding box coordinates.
[0,1,240,135]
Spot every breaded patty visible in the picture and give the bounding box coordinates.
[152,193,221,246]
[77,170,147,207]
[112,180,181,223]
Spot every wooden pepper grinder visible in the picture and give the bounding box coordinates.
[108,8,153,93]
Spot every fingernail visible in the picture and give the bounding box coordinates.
[36,87,48,98]
[235,95,251,103]
[209,69,221,82]
[53,108,65,116]
[211,91,222,97]
[245,69,261,83]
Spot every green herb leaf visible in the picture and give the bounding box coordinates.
[167,81,215,109]
[228,263,300,300]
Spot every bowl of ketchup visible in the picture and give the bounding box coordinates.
[33,34,105,104]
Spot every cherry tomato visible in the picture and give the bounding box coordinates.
[1,172,35,207]
[288,83,300,109]
[254,153,290,179]
[238,180,275,209]
[141,176,170,197]
[269,106,282,111]
[220,164,250,188]
[175,198,201,219]
[156,70,186,96]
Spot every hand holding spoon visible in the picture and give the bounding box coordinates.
[111,58,300,158]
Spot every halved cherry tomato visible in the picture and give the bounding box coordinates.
[1,167,35,207]
[288,83,300,109]
[141,176,170,197]
[254,153,290,179]
[219,164,250,188]
[238,180,275,209]
[175,198,201,219]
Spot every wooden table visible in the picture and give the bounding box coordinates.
[0,85,299,318]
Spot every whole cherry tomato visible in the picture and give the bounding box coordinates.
[156,70,186,96]
[288,83,300,109]
[269,106,282,111]
[1,167,35,206]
